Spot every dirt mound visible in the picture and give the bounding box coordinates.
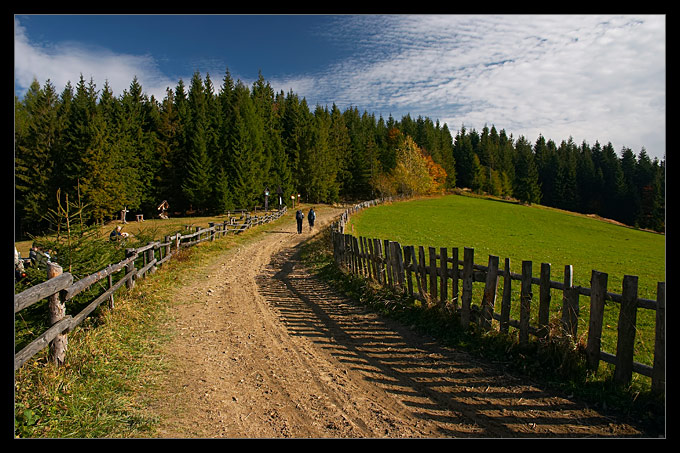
[145,207,646,438]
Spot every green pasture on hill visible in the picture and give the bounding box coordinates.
[346,193,665,372]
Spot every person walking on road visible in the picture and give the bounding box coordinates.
[295,209,304,234]
[308,207,316,231]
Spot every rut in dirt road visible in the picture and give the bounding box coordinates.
[255,242,644,438]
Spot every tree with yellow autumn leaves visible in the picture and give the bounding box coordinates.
[371,135,447,197]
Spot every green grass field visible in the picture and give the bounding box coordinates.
[346,193,665,372]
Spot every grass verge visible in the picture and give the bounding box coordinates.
[14,209,293,438]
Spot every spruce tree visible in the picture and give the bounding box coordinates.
[182,72,214,213]
[452,126,476,189]
[15,79,60,233]
[513,136,541,205]
[226,81,266,209]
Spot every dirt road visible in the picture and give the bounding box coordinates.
[146,206,646,438]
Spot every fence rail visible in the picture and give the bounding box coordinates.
[14,207,287,371]
[330,199,665,396]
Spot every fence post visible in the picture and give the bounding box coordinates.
[586,270,608,371]
[209,222,215,241]
[164,235,172,260]
[125,249,136,290]
[368,238,377,282]
[481,255,499,330]
[393,242,405,289]
[384,239,393,287]
[412,245,423,297]
[404,245,414,296]
[519,260,533,346]
[561,265,579,339]
[361,237,370,279]
[652,282,666,396]
[107,274,115,309]
[450,248,459,310]
[614,275,638,386]
[373,239,383,284]
[500,257,512,333]
[538,262,552,338]
[147,242,156,274]
[418,246,428,296]
[440,247,448,305]
[429,247,438,302]
[47,262,68,366]
[460,247,474,328]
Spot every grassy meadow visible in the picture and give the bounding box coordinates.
[346,193,665,372]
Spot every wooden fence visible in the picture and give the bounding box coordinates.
[14,207,287,371]
[330,200,665,395]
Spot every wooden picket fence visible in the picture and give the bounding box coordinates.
[330,200,665,395]
[14,207,287,371]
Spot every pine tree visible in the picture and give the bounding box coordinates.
[181,72,214,213]
[513,136,541,205]
[154,88,181,210]
[554,138,580,212]
[534,135,558,207]
[452,126,477,189]
[576,141,599,214]
[78,80,117,224]
[619,146,641,226]
[226,81,266,209]
[438,122,456,188]
[172,79,192,212]
[599,142,625,221]
[15,79,60,233]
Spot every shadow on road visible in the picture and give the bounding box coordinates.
[255,244,643,438]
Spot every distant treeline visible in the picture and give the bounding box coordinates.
[15,70,665,238]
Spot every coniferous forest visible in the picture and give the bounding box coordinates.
[15,70,665,239]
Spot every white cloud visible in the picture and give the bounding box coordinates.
[14,17,177,100]
[299,14,666,160]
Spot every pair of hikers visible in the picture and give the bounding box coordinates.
[295,207,316,234]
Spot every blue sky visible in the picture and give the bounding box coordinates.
[14,14,666,161]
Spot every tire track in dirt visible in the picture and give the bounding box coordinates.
[146,206,646,438]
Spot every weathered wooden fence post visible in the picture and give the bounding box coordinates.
[125,248,136,290]
[460,247,474,328]
[652,282,665,395]
[561,265,579,339]
[500,257,512,333]
[404,245,414,296]
[383,239,393,287]
[47,262,68,366]
[614,275,638,385]
[586,270,608,371]
[147,242,156,274]
[519,260,533,346]
[164,235,172,260]
[428,247,437,302]
[538,262,552,338]
[418,246,428,296]
[393,242,405,289]
[440,247,448,305]
[367,238,377,282]
[480,255,499,330]
[107,273,115,309]
[450,248,459,310]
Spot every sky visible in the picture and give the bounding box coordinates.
[14,14,666,161]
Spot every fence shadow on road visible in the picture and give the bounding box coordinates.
[254,244,643,438]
